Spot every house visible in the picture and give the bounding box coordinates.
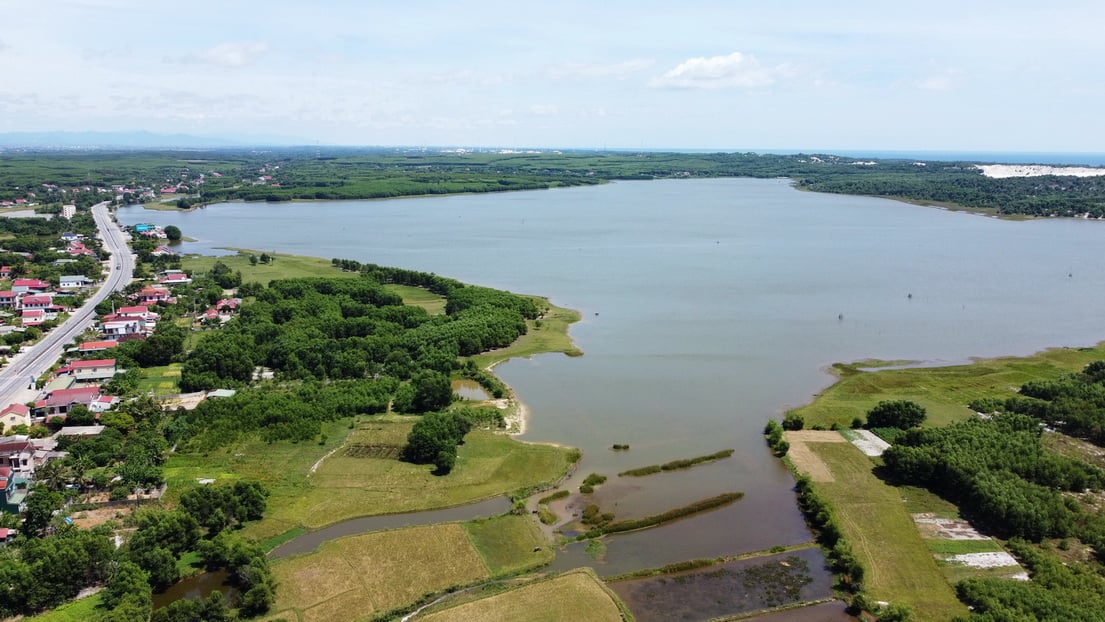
[59,275,94,290]
[21,309,45,327]
[158,272,192,286]
[60,232,82,243]
[53,425,106,438]
[0,291,16,308]
[89,395,119,413]
[67,359,117,383]
[0,404,31,433]
[0,266,10,279]
[34,386,102,417]
[60,205,76,220]
[151,245,175,257]
[19,294,53,310]
[132,285,170,304]
[11,279,50,294]
[0,440,34,473]
[217,298,242,312]
[117,305,156,320]
[66,241,95,257]
[78,340,119,354]
[133,223,155,233]
[101,319,148,340]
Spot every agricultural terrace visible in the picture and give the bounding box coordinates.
[415,569,626,622]
[268,516,551,622]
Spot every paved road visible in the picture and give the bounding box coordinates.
[0,202,133,408]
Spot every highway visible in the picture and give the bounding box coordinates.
[0,202,134,408]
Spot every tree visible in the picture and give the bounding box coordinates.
[403,412,472,474]
[409,370,452,413]
[100,561,151,611]
[22,487,63,537]
[163,225,182,241]
[782,413,805,431]
[865,400,927,429]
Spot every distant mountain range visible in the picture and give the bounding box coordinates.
[0,130,308,149]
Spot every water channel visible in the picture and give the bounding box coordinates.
[120,178,1105,579]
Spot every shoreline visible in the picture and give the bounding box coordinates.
[123,175,1102,223]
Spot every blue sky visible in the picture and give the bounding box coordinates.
[2,1,1102,150]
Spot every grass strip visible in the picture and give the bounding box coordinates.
[617,449,734,477]
[579,492,743,539]
[538,490,569,505]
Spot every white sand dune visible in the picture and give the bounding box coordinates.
[977,164,1105,178]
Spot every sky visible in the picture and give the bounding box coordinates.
[2,0,1104,151]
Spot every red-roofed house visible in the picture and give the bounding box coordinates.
[11,279,50,294]
[79,340,118,354]
[151,246,175,257]
[19,294,53,310]
[132,285,170,304]
[22,309,45,327]
[67,359,117,382]
[216,298,242,312]
[90,395,119,413]
[158,272,192,286]
[0,291,16,308]
[34,386,102,417]
[0,266,10,279]
[1,404,30,433]
[0,440,34,473]
[117,305,157,320]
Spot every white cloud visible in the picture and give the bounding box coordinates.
[916,68,964,91]
[547,58,654,79]
[201,41,269,67]
[166,41,270,67]
[529,104,559,117]
[649,52,790,89]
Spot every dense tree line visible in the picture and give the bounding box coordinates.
[5,149,1105,217]
[0,525,115,615]
[883,414,1105,542]
[955,540,1105,621]
[970,361,1105,445]
[175,271,534,443]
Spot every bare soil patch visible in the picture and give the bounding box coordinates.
[784,431,843,482]
[912,514,990,540]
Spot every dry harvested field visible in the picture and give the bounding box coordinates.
[784,430,845,482]
[415,569,623,622]
[270,523,490,622]
[803,441,966,620]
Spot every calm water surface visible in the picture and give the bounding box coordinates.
[120,178,1105,569]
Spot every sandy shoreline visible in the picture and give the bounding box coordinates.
[976,164,1105,178]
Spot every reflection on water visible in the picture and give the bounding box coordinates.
[452,378,490,401]
[151,569,235,610]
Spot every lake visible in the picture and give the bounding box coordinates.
[119,178,1105,572]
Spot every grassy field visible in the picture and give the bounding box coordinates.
[384,284,447,315]
[273,422,574,536]
[465,515,552,576]
[135,362,182,396]
[182,250,359,285]
[167,418,574,542]
[27,594,103,622]
[269,523,491,622]
[803,440,966,620]
[415,569,626,622]
[789,343,1105,429]
[470,297,582,369]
